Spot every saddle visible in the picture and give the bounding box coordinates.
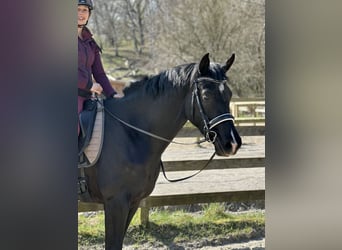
[78,98,105,168]
[78,98,105,200]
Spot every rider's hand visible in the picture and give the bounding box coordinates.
[90,82,103,95]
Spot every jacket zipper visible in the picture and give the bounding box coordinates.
[83,40,92,89]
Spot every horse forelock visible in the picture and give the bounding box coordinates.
[208,63,228,81]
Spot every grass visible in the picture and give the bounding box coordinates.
[78,203,264,247]
[78,212,105,245]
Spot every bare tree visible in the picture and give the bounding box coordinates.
[89,0,124,56]
[122,0,149,54]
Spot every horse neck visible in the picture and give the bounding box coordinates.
[122,85,190,141]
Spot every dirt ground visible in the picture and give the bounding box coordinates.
[79,237,265,250]
[123,238,265,250]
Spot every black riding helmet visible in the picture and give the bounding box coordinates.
[78,0,94,11]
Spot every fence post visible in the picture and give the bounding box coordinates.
[139,199,150,226]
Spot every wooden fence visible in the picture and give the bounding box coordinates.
[78,162,265,226]
[231,98,265,127]
[231,98,265,117]
[78,135,265,226]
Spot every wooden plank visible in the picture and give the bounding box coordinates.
[79,190,265,215]
[78,191,264,215]
[152,168,265,196]
[162,136,265,163]
[231,97,264,102]
[177,125,265,137]
[142,190,265,207]
[78,201,103,212]
[235,117,265,122]
[162,157,265,171]
[234,118,265,126]
[236,126,265,136]
[140,190,265,225]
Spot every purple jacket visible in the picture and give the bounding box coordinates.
[78,27,115,98]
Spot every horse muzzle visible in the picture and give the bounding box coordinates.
[214,129,241,156]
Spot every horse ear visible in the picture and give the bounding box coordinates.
[222,53,235,73]
[198,53,210,75]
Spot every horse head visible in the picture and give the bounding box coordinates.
[186,53,242,156]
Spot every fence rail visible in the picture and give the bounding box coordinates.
[230,99,265,122]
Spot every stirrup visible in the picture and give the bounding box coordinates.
[78,153,90,168]
[78,178,88,195]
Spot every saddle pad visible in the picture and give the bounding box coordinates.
[83,101,104,167]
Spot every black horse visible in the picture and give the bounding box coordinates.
[81,53,242,249]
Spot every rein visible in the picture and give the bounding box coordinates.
[162,77,235,182]
[100,100,203,146]
[160,151,216,182]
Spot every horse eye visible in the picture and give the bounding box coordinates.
[201,90,210,101]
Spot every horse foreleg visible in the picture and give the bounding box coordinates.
[124,201,140,234]
[103,198,129,250]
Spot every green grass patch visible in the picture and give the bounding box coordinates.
[78,203,264,247]
[78,212,105,245]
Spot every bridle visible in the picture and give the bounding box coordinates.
[191,77,236,143]
[158,76,238,182]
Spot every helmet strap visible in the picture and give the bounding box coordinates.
[78,19,88,28]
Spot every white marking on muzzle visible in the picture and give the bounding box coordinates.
[219,83,225,93]
[230,129,238,145]
[231,142,238,154]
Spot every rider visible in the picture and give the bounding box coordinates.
[78,0,120,135]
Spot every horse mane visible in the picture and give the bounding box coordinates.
[124,63,197,99]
